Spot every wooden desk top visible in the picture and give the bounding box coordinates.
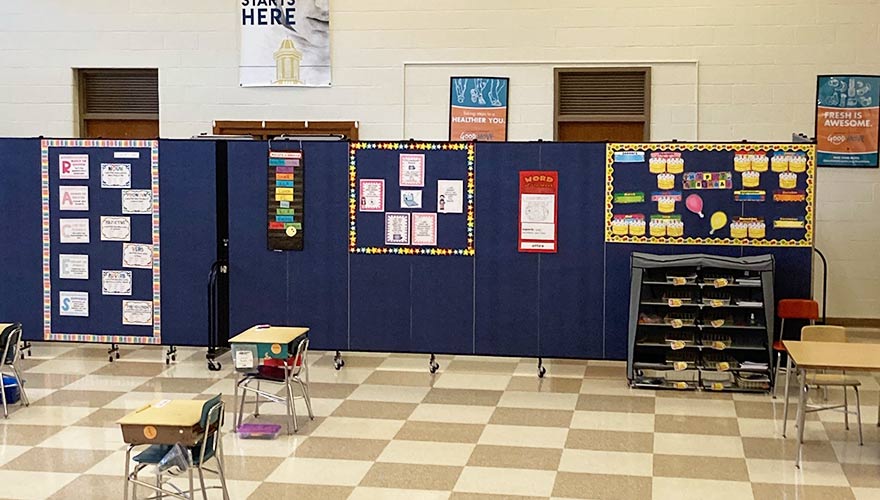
[784,340,880,372]
[0,323,13,331]
[117,400,205,427]
[229,325,309,345]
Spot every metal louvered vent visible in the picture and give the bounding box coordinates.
[82,69,159,115]
[557,70,648,117]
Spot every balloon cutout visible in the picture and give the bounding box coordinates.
[709,211,728,235]
[685,194,704,218]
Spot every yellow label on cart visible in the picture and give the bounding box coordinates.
[710,299,724,308]
[670,319,683,329]
[712,340,727,350]
[713,278,729,288]
[668,298,683,307]
[672,277,687,286]
[673,361,687,371]
[270,343,282,355]
[670,340,686,350]
[711,382,724,391]
[717,362,730,372]
[143,426,158,440]
[710,319,725,328]
[674,381,688,390]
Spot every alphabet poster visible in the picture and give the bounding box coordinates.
[42,139,161,344]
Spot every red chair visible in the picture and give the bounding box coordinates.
[772,299,819,398]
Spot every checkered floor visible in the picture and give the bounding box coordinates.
[1,332,879,499]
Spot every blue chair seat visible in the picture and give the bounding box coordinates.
[133,436,216,466]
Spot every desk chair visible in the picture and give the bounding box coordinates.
[125,395,230,500]
[236,337,314,434]
[1,323,29,418]
[772,299,819,398]
[787,326,863,446]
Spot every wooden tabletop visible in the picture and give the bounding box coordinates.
[229,325,309,345]
[784,340,880,372]
[117,400,205,427]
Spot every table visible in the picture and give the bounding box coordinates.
[782,340,880,467]
[118,399,206,500]
[229,325,310,434]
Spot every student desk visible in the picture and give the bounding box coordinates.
[229,325,310,434]
[118,399,205,500]
[782,340,880,468]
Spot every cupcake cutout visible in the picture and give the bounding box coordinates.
[789,155,807,173]
[629,219,646,236]
[730,221,748,239]
[751,154,769,172]
[611,219,628,235]
[650,219,667,237]
[649,157,666,174]
[666,220,684,237]
[657,173,675,190]
[742,171,760,188]
[666,157,684,174]
[657,196,676,214]
[734,154,751,172]
[771,154,789,172]
[779,172,797,189]
[748,220,766,239]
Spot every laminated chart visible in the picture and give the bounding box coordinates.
[42,139,160,344]
[605,143,815,247]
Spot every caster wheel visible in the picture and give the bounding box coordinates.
[538,366,546,378]
[172,355,177,362]
[334,359,345,370]
[165,358,170,365]
[115,352,120,359]
[207,361,221,371]
[108,356,114,362]
[429,362,439,374]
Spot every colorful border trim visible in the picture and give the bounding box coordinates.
[605,142,815,247]
[349,142,475,256]
[41,139,161,344]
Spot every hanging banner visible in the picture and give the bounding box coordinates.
[268,150,305,250]
[239,1,331,87]
[449,77,509,142]
[519,171,558,253]
[816,75,879,167]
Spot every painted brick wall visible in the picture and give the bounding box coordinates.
[0,0,878,316]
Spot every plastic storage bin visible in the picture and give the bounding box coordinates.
[2,375,20,404]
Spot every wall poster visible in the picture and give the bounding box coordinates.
[605,143,815,247]
[519,171,558,253]
[239,0,331,86]
[816,75,879,167]
[267,149,305,251]
[449,77,509,142]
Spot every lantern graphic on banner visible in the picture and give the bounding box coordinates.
[274,39,302,85]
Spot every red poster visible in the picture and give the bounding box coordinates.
[518,171,558,253]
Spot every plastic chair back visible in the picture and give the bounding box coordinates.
[778,299,819,320]
[195,395,223,464]
[801,325,847,343]
[0,324,22,366]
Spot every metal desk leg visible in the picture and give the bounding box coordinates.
[782,354,793,437]
[124,446,132,500]
[795,367,808,469]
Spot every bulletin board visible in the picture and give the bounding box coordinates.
[349,142,475,256]
[42,139,161,344]
[605,143,815,247]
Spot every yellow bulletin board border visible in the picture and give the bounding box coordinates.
[604,142,815,247]
[349,142,476,256]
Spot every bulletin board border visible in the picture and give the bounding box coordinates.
[41,139,162,344]
[349,141,476,256]
[604,142,815,247]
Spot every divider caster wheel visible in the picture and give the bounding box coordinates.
[538,366,546,378]
[207,360,222,371]
[429,361,440,374]
[334,359,345,370]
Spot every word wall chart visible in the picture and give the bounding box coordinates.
[42,140,160,344]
